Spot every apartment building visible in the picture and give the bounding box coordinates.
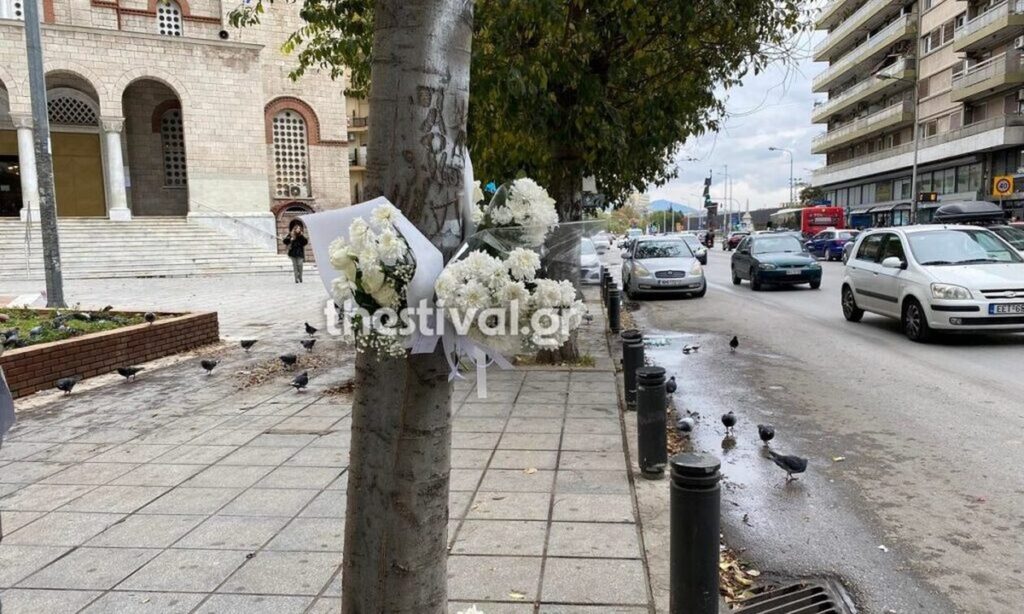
[811,0,1024,225]
[0,0,353,251]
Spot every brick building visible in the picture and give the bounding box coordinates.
[0,0,353,251]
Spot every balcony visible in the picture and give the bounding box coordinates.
[953,0,1024,54]
[811,99,914,154]
[812,14,917,93]
[811,57,915,123]
[951,50,1024,102]
[816,0,861,31]
[813,0,904,62]
[347,116,369,131]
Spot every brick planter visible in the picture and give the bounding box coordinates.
[0,311,219,399]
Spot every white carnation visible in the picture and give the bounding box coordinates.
[376,228,406,267]
[349,218,372,252]
[506,248,540,281]
[371,203,398,228]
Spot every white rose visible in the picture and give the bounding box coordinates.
[330,247,357,281]
[361,262,385,294]
[506,248,540,281]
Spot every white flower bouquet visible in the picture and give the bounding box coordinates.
[471,177,560,247]
[328,203,416,356]
[434,246,585,355]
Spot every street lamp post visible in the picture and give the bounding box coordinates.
[879,72,921,225]
[768,147,794,207]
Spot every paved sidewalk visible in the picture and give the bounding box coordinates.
[0,283,653,612]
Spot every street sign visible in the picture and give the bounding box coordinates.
[993,175,1014,197]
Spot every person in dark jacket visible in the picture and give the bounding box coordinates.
[283,220,309,283]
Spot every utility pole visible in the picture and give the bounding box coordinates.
[23,0,66,308]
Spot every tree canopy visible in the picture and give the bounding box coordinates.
[232,0,807,218]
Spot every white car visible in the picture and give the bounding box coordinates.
[621,235,705,299]
[579,238,602,285]
[841,225,1024,341]
[591,233,611,254]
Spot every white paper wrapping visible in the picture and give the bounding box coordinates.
[0,367,14,446]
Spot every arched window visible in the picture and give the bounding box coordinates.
[160,108,187,187]
[47,91,98,127]
[156,0,183,36]
[0,0,24,20]
[272,109,310,199]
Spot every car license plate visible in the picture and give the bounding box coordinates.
[989,303,1024,315]
[660,279,685,286]
[785,268,802,275]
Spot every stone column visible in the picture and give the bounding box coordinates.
[101,117,131,221]
[11,114,40,223]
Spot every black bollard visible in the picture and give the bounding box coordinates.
[602,270,613,305]
[600,266,608,303]
[620,329,644,409]
[670,453,721,614]
[607,285,621,333]
[635,366,668,477]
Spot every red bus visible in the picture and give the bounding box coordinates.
[769,207,845,237]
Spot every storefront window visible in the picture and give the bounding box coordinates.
[967,163,982,193]
[919,172,932,193]
[876,181,892,202]
[849,185,861,206]
[941,168,955,194]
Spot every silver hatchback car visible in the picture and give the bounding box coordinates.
[621,236,705,299]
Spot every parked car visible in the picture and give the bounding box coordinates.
[678,233,707,265]
[591,233,612,254]
[805,229,860,261]
[841,225,1024,342]
[579,238,602,285]
[723,231,750,251]
[731,234,822,290]
[621,236,706,299]
[842,240,856,264]
[987,225,1024,256]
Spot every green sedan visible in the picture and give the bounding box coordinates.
[731,234,822,291]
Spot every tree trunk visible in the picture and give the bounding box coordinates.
[537,156,582,363]
[342,2,472,612]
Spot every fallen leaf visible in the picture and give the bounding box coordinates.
[508,591,526,600]
[831,456,846,462]
[523,467,537,475]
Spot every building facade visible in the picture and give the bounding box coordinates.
[0,0,353,250]
[811,0,1024,225]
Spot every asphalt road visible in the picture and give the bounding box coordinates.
[613,244,1024,613]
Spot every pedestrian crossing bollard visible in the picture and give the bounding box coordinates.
[620,329,644,410]
[636,366,667,478]
[670,453,721,614]
[602,269,613,305]
[607,285,621,333]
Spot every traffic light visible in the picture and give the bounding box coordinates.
[702,176,711,198]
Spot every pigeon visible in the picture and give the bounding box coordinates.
[2,329,18,340]
[757,424,775,446]
[291,371,309,391]
[240,339,258,352]
[768,450,808,481]
[55,376,79,395]
[200,359,219,375]
[729,336,739,351]
[101,305,114,312]
[666,376,677,394]
[682,344,701,354]
[279,353,298,368]
[676,417,695,436]
[304,322,317,337]
[301,339,316,353]
[117,366,144,381]
[144,312,157,324]
[0,313,8,323]
[71,312,92,322]
[721,411,736,435]
[28,325,43,337]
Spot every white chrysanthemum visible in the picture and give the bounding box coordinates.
[472,181,485,204]
[434,269,459,305]
[533,279,564,309]
[361,262,385,294]
[557,280,576,306]
[506,248,540,281]
[499,280,531,306]
[491,205,514,225]
[459,279,491,311]
[471,204,485,224]
[349,218,372,252]
[371,283,400,309]
[371,203,398,228]
[376,228,406,267]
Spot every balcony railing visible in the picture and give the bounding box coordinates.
[812,99,913,150]
[348,116,369,128]
[814,0,895,59]
[812,14,915,91]
[957,0,1024,40]
[952,50,1022,91]
[812,57,912,121]
[814,113,1024,177]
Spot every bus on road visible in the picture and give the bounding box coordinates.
[769,206,846,238]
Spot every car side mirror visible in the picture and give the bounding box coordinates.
[881,256,907,270]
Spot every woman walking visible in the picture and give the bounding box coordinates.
[283,220,309,283]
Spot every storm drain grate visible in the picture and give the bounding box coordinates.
[733,581,855,614]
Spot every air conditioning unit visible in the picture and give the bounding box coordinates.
[1017,88,1024,102]
[1015,35,1024,50]
[288,185,307,198]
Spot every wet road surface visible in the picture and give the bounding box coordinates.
[611,244,1024,613]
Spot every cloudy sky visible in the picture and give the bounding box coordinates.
[647,33,826,211]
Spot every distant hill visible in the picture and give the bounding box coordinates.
[649,199,699,216]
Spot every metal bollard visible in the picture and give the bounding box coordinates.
[670,453,721,614]
[602,270,613,305]
[600,266,608,303]
[620,329,644,409]
[607,285,621,333]
[636,366,668,477]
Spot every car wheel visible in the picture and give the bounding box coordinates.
[750,268,761,291]
[842,285,863,322]
[902,298,932,343]
[731,267,741,285]
[809,280,821,290]
[624,279,636,300]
